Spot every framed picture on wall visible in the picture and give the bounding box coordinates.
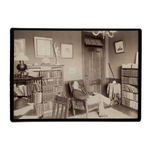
[115,40,125,54]
[61,43,73,58]
[34,36,53,58]
[14,39,25,56]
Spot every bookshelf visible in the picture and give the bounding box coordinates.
[14,77,43,117]
[121,67,138,110]
[28,65,64,112]
[14,77,43,103]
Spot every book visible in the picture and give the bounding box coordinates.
[14,87,23,96]
[18,85,25,95]
[34,92,42,104]
[122,63,132,68]
[34,83,41,92]
[23,85,27,96]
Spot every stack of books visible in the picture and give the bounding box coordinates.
[54,78,63,85]
[122,63,138,69]
[122,63,132,68]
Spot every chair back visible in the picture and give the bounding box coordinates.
[69,80,87,111]
[52,95,70,119]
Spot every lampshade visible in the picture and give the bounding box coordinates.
[14,52,29,61]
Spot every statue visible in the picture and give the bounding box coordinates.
[54,43,60,65]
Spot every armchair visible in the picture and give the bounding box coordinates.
[69,80,99,118]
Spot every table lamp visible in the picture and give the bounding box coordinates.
[14,52,29,77]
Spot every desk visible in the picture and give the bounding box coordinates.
[14,76,43,82]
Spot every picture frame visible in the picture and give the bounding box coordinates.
[115,40,125,53]
[14,39,25,56]
[34,36,53,58]
[61,43,73,58]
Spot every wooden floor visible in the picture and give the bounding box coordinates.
[111,104,138,118]
[68,104,138,118]
[13,101,138,119]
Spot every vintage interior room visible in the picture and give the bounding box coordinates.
[13,30,140,120]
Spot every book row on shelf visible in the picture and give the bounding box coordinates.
[42,85,63,93]
[122,77,138,85]
[122,91,138,101]
[53,86,63,93]
[40,70,62,78]
[42,85,53,93]
[42,78,63,86]
[122,98,138,110]
[14,83,41,96]
[122,84,138,93]
[122,69,138,77]
[43,93,55,102]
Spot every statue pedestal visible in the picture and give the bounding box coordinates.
[55,62,61,65]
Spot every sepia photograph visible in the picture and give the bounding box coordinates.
[10,29,141,122]
[3,1,149,150]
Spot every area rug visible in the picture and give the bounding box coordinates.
[69,107,133,119]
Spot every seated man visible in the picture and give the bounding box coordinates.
[72,81,111,117]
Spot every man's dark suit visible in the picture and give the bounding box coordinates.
[72,88,89,100]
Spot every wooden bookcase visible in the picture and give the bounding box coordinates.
[28,65,64,112]
[121,67,138,110]
[14,77,44,118]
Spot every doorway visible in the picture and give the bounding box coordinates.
[82,32,106,95]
